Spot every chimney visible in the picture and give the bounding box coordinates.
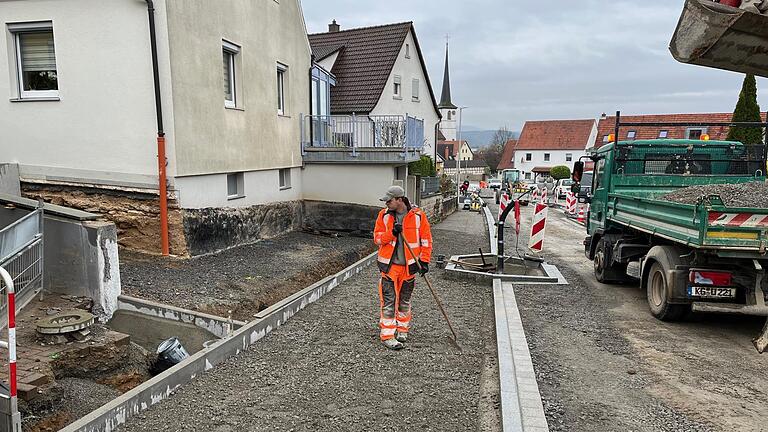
[600,112,607,120]
[329,20,340,33]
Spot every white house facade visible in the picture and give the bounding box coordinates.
[513,119,597,180]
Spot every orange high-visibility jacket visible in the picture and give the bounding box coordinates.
[374,206,433,274]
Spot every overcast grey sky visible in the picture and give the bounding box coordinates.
[302,0,768,132]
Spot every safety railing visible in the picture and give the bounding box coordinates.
[0,207,44,330]
[300,114,425,154]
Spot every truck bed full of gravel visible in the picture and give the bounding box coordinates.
[120,232,375,321]
[118,210,502,432]
[661,182,768,208]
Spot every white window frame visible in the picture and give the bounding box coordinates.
[602,135,610,143]
[525,153,532,161]
[393,75,402,98]
[659,130,669,138]
[227,172,245,199]
[9,22,59,100]
[566,153,573,162]
[544,153,551,162]
[627,130,637,140]
[277,62,288,115]
[223,40,240,108]
[405,43,411,59]
[412,78,420,101]
[279,168,291,190]
[686,127,707,140]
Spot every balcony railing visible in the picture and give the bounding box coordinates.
[300,114,424,156]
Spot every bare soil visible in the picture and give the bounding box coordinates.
[120,231,376,321]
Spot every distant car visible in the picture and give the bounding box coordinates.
[578,172,593,201]
[488,179,502,189]
[555,179,575,199]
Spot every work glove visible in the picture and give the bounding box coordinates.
[419,261,429,275]
[392,223,403,237]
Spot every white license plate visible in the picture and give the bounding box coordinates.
[688,286,736,299]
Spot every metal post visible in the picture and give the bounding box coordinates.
[0,267,21,432]
[351,112,357,157]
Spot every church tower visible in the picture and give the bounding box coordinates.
[438,42,458,141]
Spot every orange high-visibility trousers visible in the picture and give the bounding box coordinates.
[378,264,415,341]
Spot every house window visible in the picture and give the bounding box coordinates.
[525,153,532,161]
[627,130,636,140]
[525,172,531,180]
[659,130,669,138]
[279,168,291,189]
[405,43,410,58]
[277,63,288,115]
[566,153,573,162]
[544,153,551,162]
[412,78,419,101]
[223,41,240,108]
[9,22,58,99]
[393,75,402,98]
[447,111,452,120]
[687,128,706,140]
[602,135,610,143]
[227,172,244,199]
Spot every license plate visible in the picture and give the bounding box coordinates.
[688,286,736,299]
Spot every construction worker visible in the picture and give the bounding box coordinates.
[374,185,433,350]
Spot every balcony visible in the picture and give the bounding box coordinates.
[300,114,423,164]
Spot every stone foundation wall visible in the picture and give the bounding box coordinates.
[22,183,188,256]
[420,194,457,224]
[302,200,379,233]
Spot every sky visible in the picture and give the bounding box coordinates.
[301,0,768,132]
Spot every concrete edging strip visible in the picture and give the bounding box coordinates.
[483,205,498,255]
[61,251,378,432]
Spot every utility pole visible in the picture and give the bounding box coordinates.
[456,106,468,204]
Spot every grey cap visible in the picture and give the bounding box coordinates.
[379,185,405,202]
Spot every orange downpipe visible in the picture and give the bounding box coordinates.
[157,135,169,256]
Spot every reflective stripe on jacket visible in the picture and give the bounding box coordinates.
[374,206,433,274]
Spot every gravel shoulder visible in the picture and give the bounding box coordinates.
[489,199,768,432]
[120,232,375,321]
[118,209,501,432]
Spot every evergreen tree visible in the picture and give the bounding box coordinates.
[727,74,764,146]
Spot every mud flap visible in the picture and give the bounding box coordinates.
[755,319,768,354]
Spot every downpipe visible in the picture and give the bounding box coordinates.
[146,0,169,256]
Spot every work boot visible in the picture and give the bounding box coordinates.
[396,332,408,343]
[382,338,404,350]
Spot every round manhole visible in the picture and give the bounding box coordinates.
[37,310,95,334]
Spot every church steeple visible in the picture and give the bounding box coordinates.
[439,42,457,110]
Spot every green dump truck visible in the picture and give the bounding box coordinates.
[574,125,768,351]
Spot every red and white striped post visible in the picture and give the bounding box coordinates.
[529,203,548,253]
[540,187,548,204]
[499,191,510,220]
[0,267,21,432]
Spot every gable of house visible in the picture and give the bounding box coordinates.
[497,139,517,170]
[593,112,768,148]
[516,119,597,151]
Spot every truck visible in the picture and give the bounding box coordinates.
[496,169,533,205]
[573,121,768,352]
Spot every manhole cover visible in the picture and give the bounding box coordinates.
[37,310,95,334]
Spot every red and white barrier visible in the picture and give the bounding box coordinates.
[529,203,548,253]
[0,267,20,431]
[566,192,577,215]
[540,187,547,204]
[499,192,510,220]
[577,205,585,223]
[531,188,538,202]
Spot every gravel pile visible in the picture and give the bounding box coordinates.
[661,182,768,208]
[22,378,120,429]
[119,211,501,432]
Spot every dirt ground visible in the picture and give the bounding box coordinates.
[120,232,375,321]
[490,199,768,432]
[118,209,502,432]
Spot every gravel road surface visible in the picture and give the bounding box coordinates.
[662,182,768,208]
[120,232,374,321]
[490,199,767,432]
[119,209,502,432]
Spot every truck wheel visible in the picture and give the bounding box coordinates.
[594,238,627,283]
[646,262,688,321]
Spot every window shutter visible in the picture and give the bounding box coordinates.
[20,31,56,72]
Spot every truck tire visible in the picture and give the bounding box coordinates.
[646,262,688,321]
[593,238,627,283]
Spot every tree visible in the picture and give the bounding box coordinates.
[476,126,514,173]
[550,165,570,180]
[408,155,437,177]
[727,74,763,146]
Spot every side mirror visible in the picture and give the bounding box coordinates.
[572,161,584,182]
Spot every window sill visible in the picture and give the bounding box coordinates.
[225,106,244,112]
[278,113,291,118]
[393,96,402,100]
[227,194,245,201]
[10,97,60,103]
[412,98,420,103]
[279,186,292,191]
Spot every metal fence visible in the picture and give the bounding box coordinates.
[301,114,425,151]
[0,209,43,329]
[421,177,440,198]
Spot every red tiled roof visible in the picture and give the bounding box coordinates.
[497,139,517,170]
[308,22,440,116]
[516,120,596,150]
[593,112,768,148]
